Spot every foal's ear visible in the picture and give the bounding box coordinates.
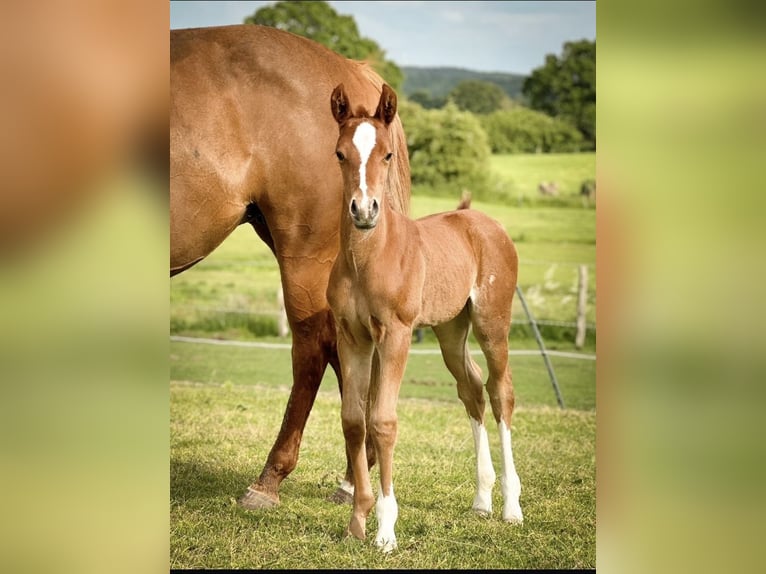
[375,84,397,125]
[331,84,351,124]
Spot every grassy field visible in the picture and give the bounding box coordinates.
[170,152,596,569]
[488,152,596,205]
[170,341,595,569]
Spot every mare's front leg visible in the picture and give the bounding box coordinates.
[336,322,375,540]
[239,291,337,509]
[369,325,412,552]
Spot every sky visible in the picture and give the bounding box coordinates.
[169,1,595,75]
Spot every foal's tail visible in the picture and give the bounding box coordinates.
[457,189,472,210]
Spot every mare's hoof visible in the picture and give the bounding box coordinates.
[327,487,354,505]
[237,486,279,510]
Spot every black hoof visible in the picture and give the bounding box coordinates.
[327,487,354,505]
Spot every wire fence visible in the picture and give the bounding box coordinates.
[169,334,596,361]
[170,306,596,330]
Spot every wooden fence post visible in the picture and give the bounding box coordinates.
[575,265,588,348]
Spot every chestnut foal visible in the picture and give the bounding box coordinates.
[326,84,523,552]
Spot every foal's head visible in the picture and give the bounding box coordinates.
[330,83,398,230]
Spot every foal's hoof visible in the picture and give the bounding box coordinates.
[375,534,398,553]
[502,506,524,524]
[237,486,279,510]
[346,516,367,541]
[327,487,354,505]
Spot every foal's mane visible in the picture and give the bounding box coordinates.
[353,62,411,217]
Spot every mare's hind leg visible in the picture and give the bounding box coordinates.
[471,306,523,524]
[432,307,496,516]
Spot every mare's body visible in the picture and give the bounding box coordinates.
[170,25,410,508]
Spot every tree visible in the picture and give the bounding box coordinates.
[408,90,446,110]
[448,80,509,115]
[245,1,403,91]
[397,99,492,196]
[522,39,596,149]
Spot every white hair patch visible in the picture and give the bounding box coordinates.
[352,122,377,200]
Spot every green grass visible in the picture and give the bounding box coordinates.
[170,377,595,569]
[170,339,594,412]
[487,152,596,206]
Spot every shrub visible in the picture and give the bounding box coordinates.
[398,99,493,198]
[480,108,584,154]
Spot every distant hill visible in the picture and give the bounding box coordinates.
[401,66,527,101]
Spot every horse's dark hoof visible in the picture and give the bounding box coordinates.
[238,486,279,510]
[327,487,354,505]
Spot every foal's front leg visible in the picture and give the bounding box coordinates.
[336,326,375,541]
[369,326,411,552]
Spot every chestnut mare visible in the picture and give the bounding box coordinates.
[327,84,524,551]
[170,25,410,509]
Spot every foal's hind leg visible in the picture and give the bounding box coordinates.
[471,309,523,524]
[432,308,496,516]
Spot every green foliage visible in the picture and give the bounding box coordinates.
[408,89,446,110]
[397,99,492,195]
[448,80,509,115]
[522,40,596,150]
[402,66,526,101]
[480,108,584,154]
[244,1,402,91]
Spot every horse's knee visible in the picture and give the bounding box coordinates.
[370,415,397,447]
[342,412,366,448]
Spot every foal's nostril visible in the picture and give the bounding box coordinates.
[350,199,358,217]
[371,198,379,218]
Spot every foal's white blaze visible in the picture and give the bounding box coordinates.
[470,417,496,514]
[498,419,524,523]
[375,483,398,552]
[351,121,376,208]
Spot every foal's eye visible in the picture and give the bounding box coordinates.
[384,152,393,162]
[335,151,345,162]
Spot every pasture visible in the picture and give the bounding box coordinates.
[170,344,595,569]
[170,152,596,568]
[488,152,596,205]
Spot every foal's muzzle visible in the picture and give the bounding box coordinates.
[349,196,379,229]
